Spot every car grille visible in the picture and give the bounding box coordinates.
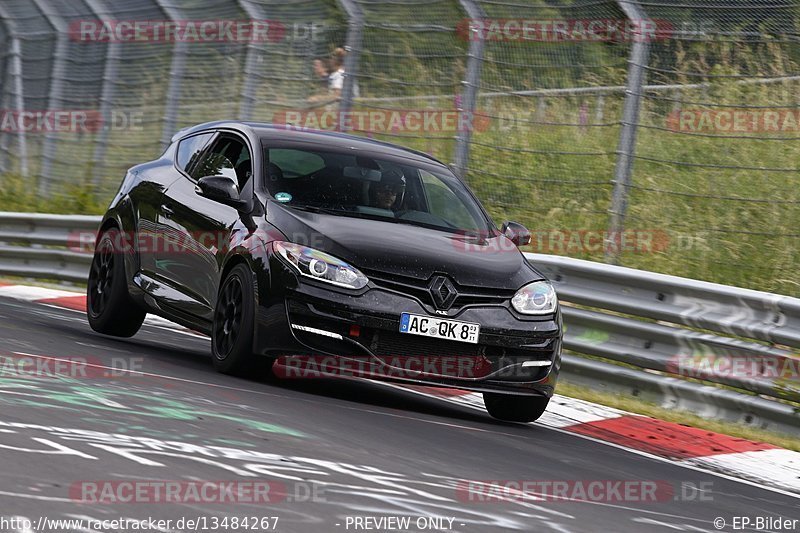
[368,330,492,378]
[364,270,513,309]
[371,330,483,359]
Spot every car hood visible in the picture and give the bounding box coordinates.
[267,203,544,289]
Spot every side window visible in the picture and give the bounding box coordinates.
[192,135,252,190]
[420,170,480,230]
[176,133,214,174]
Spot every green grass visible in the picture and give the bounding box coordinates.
[0,173,107,215]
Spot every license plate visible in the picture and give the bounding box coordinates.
[399,313,480,344]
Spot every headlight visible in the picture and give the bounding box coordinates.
[274,241,368,290]
[512,281,557,315]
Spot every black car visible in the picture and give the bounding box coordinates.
[87,121,562,422]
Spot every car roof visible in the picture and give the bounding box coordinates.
[172,120,450,169]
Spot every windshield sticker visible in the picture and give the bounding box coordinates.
[275,192,292,203]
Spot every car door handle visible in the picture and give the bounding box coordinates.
[162,204,175,218]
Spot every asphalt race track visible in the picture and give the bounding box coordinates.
[0,295,797,533]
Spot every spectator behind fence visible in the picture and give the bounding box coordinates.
[328,47,359,99]
[313,59,329,88]
[307,58,332,106]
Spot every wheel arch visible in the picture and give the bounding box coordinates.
[220,239,271,302]
[97,198,139,296]
[218,250,266,309]
[219,254,251,289]
[98,216,119,235]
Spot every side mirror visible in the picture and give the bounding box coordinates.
[195,175,246,209]
[501,221,531,247]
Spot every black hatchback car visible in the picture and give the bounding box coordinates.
[87,121,562,422]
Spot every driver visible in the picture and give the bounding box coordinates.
[369,168,406,210]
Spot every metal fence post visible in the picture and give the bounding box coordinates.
[156,0,186,149]
[237,0,265,121]
[453,0,485,179]
[0,7,28,177]
[83,0,118,188]
[606,0,650,264]
[334,0,363,131]
[30,0,68,195]
[8,38,28,178]
[0,22,8,174]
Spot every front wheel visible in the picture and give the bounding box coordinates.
[483,393,550,422]
[87,228,145,337]
[211,263,257,375]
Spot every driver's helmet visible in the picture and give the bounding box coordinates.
[370,168,406,209]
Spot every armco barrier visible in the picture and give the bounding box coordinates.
[0,212,798,434]
[0,212,96,283]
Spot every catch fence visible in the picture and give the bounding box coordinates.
[0,0,798,295]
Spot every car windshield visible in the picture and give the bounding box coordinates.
[263,147,492,234]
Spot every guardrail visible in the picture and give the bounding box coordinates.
[0,212,96,283]
[526,253,800,435]
[1,212,798,435]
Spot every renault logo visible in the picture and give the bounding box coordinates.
[429,275,457,309]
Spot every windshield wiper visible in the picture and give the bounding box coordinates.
[287,204,407,223]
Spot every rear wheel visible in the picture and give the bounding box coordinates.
[87,228,145,337]
[483,393,549,422]
[212,263,257,375]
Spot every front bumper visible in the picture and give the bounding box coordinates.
[254,254,562,397]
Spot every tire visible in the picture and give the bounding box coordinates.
[87,228,146,337]
[211,263,257,375]
[483,393,550,422]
